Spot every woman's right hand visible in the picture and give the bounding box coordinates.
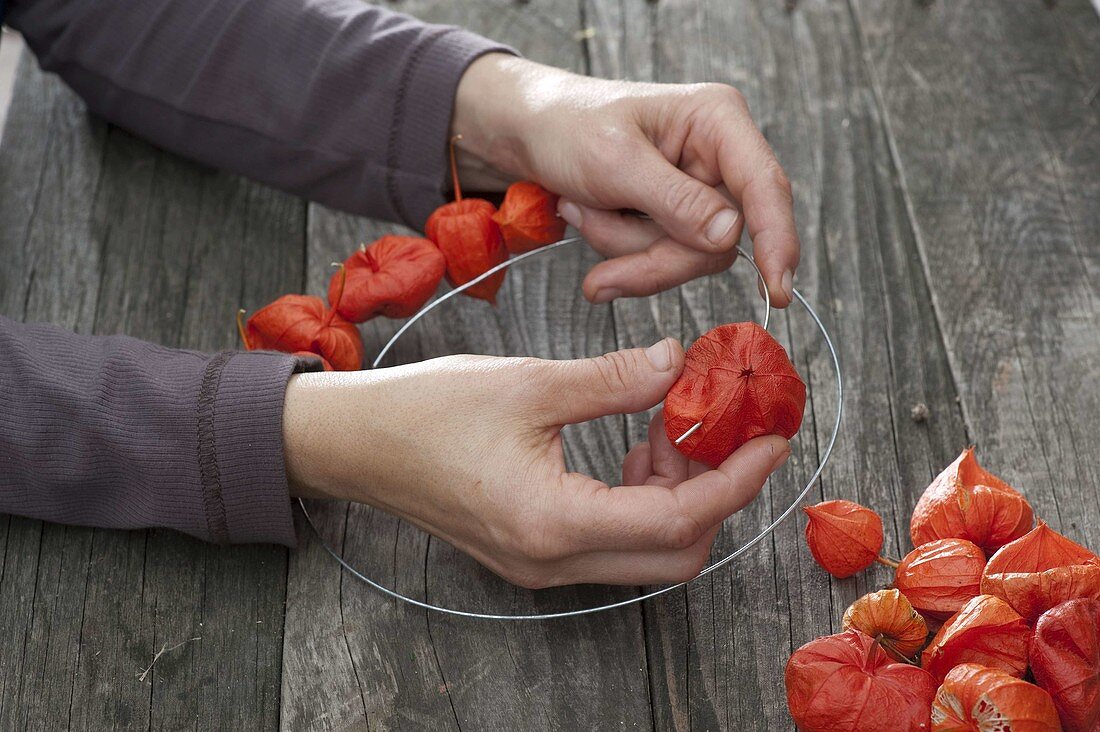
[282,339,790,589]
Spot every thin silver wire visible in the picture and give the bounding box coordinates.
[673,253,770,445]
[298,238,843,621]
[373,237,770,446]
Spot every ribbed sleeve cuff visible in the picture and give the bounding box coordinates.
[387,27,516,229]
[200,350,302,546]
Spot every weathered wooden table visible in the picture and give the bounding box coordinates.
[1,1,1097,728]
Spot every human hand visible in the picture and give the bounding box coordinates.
[452,54,801,307]
[282,339,790,588]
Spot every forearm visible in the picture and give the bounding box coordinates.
[5,0,514,228]
[0,315,306,544]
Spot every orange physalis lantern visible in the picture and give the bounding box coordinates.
[238,269,364,372]
[1029,598,1100,732]
[981,521,1100,623]
[910,447,1033,554]
[842,589,929,661]
[931,663,1061,732]
[895,538,987,619]
[664,322,806,469]
[785,629,938,732]
[238,310,334,370]
[803,500,884,579]
[492,181,566,254]
[425,136,508,303]
[921,594,1031,682]
[291,351,333,371]
[328,236,446,321]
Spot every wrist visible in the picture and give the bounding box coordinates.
[282,372,375,503]
[452,53,563,181]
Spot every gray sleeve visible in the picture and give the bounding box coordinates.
[4,0,516,228]
[0,315,318,546]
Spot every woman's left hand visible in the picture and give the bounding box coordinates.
[452,54,801,307]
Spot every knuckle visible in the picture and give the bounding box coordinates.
[663,176,712,223]
[590,125,635,167]
[767,164,794,199]
[663,512,705,551]
[506,564,553,591]
[517,532,563,563]
[674,549,711,583]
[511,357,555,400]
[715,83,746,107]
[707,249,740,275]
[593,350,635,395]
[698,82,748,113]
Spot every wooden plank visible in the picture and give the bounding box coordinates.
[280,1,656,729]
[849,0,1100,547]
[0,54,110,731]
[584,0,975,728]
[0,57,305,729]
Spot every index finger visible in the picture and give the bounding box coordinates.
[714,120,801,307]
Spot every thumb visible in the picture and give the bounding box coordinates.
[543,338,684,424]
[613,148,743,253]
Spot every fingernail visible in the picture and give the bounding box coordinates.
[645,338,675,371]
[705,208,739,247]
[770,440,792,471]
[592,287,621,304]
[559,201,583,230]
[781,270,794,303]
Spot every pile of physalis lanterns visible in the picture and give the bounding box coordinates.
[790,447,1099,731]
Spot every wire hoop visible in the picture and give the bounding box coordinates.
[298,237,843,621]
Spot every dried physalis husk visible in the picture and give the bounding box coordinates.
[425,136,508,303]
[785,629,938,732]
[329,236,445,321]
[982,520,1100,623]
[842,589,929,661]
[895,537,986,620]
[241,276,363,373]
[664,322,806,469]
[911,447,1033,553]
[803,500,884,579]
[1029,598,1100,732]
[931,663,1061,732]
[492,181,566,254]
[921,594,1031,682]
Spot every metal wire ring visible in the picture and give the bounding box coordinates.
[298,237,843,621]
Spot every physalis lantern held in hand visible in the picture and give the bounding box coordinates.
[664,322,806,469]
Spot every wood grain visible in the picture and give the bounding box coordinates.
[281,1,653,729]
[584,0,974,728]
[850,0,1100,548]
[0,0,1097,729]
[0,59,304,730]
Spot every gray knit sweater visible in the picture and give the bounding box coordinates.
[0,0,512,545]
